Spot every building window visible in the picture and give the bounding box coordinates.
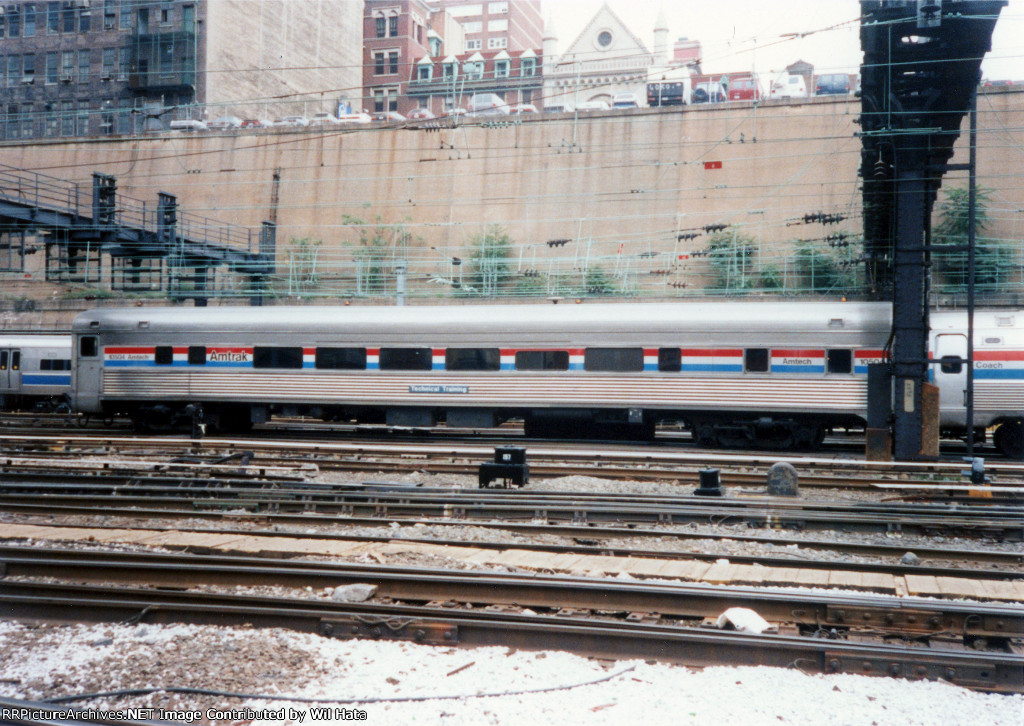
[137,7,149,34]
[21,102,35,138]
[465,39,481,50]
[388,51,399,75]
[494,60,509,79]
[60,100,74,136]
[8,6,20,37]
[23,54,35,84]
[45,52,58,84]
[119,3,132,30]
[464,61,483,80]
[375,16,385,38]
[461,21,482,33]
[520,58,536,77]
[488,18,508,32]
[416,23,422,44]
[103,0,116,29]
[101,48,115,79]
[417,64,432,81]
[182,5,195,33]
[47,2,60,33]
[78,7,89,33]
[44,105,59,137]
[372,88,399,113]
[78,50,90,81]
[62,4,75,33]
[442,63,456,80]
[61,52,74,81]
[24,3,36,36]
[490,1,508,13]
[6,57,20,89]
[374,53,385,75]
[429,37,441,56]
[597,30,613,48]
[118,48,129,80]
[487,37,507,49]
[388,15,398,37]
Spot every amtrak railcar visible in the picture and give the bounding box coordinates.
[69,302,1024,454]
[0,334,73,411]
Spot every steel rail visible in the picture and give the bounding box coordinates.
[1,547,1021,639]
[0,580,1019,693]
[3,505,1021,569]
[0,486,1019,538]
[6,433,1024,479]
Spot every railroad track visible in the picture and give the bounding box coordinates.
[1,476,1022,538]
[1,545,1021,693]
[4,434,1024,495]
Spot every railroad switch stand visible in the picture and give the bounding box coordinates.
[479,446,529,488]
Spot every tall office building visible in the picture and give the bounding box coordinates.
[0,0,362,140]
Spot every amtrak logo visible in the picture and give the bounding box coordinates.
[208,349,250,363]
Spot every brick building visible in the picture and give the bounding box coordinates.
[0,0,362,140]
[427,0,541,52]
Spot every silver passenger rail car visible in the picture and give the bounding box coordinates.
[69,302,1024,454]
[0,334,73,411]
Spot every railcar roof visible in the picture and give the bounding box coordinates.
[0,335,72,348]
[73,301,894,335]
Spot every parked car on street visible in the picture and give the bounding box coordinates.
[692,81,727,104]
[467,93,509,115]
[207,115,243,130]
[727,76,764,102]
[815,73,852,96]
[407,107,436,120]
[309,112,341,125]
[372,111,407,122]
[577,99,611,111]
[336,112,373,124]
[612,92,640,108]
[274,116,310,127]
[169,119,207,132]
[509,103,538,114]
[769,74,808,99]
[542,103,574,113]
[240,119,269,128]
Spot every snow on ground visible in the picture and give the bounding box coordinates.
[0,620,1019,726]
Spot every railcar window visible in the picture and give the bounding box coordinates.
[316,347,367,370]
[379,348,433,371]
[515,350,569,371]
[940,356,963,375]
[658,348,681,372]
[254,347,303,369]
[11,352,19,371]
[744,348,769,373]
[187,346,206,365]
[0,351,7,370]
[446,348,500,371]
[80,336,98,358]
[826,349,852,374]
[155,346,173,365]
[584,348,644,372]
[41,359,72,371]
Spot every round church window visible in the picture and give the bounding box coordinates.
[597,30,613,48]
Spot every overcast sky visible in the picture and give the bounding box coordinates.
[545,0,1024,80]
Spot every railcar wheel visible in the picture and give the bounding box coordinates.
[995,421,1024,459]
[694,423,717,448]
[794,425,823,451]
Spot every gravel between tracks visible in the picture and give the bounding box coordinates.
[0,619,1020,726]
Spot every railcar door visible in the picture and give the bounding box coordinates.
[0,348,21,395]
[934,334,968,419]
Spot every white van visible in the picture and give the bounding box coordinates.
[769,74,808,99]
[169,119,207,132]
[467,93,509,116]
[612,92,640,109]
